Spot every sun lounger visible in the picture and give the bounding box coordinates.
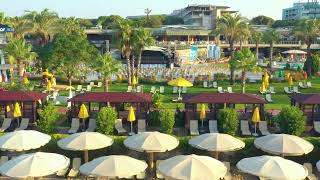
[127,86,133,92]
[269,86,276,94]
[203,81,208,88]
[299,82,307,89]
[89,82,95,87]
[150,86,156,93]
[303,163,317,180]
[156,160,164,179]
[209,120,219,133]
[97,82,102,88]
[49,91,59,101]
[182,86,187,94]
[0,118,11,132]
[190,120,200,136]
[284,87,292,94]
[85,85,92,92]
[223,162,232,180]
[265,94,273,103]
[68,158,81,178]
[307,81,312,88]
[136,85,142,93]
[68,118,80,134]
[212,81,218,88]
[241,120,251,136]
[227,87,233,93]
[218,87,224,93]
[115,119,127,134]
[138,119,146,133]
[86,119,96,132]
[76,85,82,92]
[313,121,320,134]
[173,86,178,94]
[0,156,8,166]
[293,86,301,94]
[259,121,271,136]
[159,86,165,94]
[16,118,29,131]
[208,82,212,88]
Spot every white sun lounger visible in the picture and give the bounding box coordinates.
[227,87,233,93]
[284,87,292,94]
[212,81,218,88]
[218,87,224,93]
[89,82,95,87]
[293,86,301,94]
[0,118,11,132]
[313,121,320,134]
[173,86,178,94]
[86,119,96,132]
[307,81,312,88]
[159,86,165,94]
[138,119,146,133]
[190,120,200,136]
[182,86,187,93]
[68,118,80,134]
[269,86,276,94]
[115,119,127,134]
[76,85,82,92]
[303,163,317,180]
[209,120,219,133]
[16,118,29,131]
[150,86,156,93]
[203,81,208,88]
[259,121,271,136]
[127,86,133,92]
[68,158,81,178]
[136,85,142,93]
[241,120,251,136]
[97,82,102,88]
[85,85,92,92]
[266,94,273,103]
[299,82,307,89]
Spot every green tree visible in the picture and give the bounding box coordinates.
[251,30,263,58]
[275,106,306,136]
[231,48,260,93]
[152,92,163,109]
[163,16,184,25]
[7,16,31,39]
[93,53,122,92]
[38,103,60,133]
[144,15,163,28]
[218,108,239,136]
[311,55,320,76]
[159,109,175,134]
[98,15,124,29]
[263,28,280,66]
[250,15,274,25]
[0,12,8,25]
[60,17,85,36]
[97,107,117,135]
[215,13,248,84]
[47,33,99,86]
[238,24,250,50]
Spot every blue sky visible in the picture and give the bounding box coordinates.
[0,0,296,20]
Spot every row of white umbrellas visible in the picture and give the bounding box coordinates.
[0,130,317,179]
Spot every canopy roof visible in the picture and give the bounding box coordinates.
[0,91,47,102]
[183,93,266,104]
[69,92,152,103]
[290,94,320,105]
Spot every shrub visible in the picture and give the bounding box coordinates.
[38,103,60,134]
[159,109,175,134]
[152,92,163,109]
[215,73,227,81]
[96,106,117,135]
[218,108,239,136]
[275,106,306,136]
[312,55,320,76]
[174,107,185,127]
[147,111,160,126]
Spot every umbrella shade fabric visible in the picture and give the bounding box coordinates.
[263,71,269,87]
[189,133,245,152]
[168,77,193,87]
[47,80,52,91]
[282,50,307,54]
[124,132,179,153]
[57,132,113,151]
[132,76,137,86]
[260,81,266,93]
[288,76,293,86]
[0,152,70,178]
[200,104,206,120]
[254,134,314,156]
[0,130,51,151]
[78,104,89,119]
[127,106,136,122]
[158,154,227,180]
[79,155,147,178]
[251,107,260,124]
[13,102,21,118]
[237,155,308,180]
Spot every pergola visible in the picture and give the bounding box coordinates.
[183,93,266,128]
[0,91,47,122]
[290,94,320,124]
[68,92,153,120]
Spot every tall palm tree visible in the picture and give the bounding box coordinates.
[251,30,263,58]
[132,27,155,81]
[238,23,250,50]
[24,9,59,45]
[7,16,31,39]
[215,13,248,84]
[263,28,280,68]
[60,17,85,35]
[117,20,133,84]
[94,53,122,92]
[0,12,8,24]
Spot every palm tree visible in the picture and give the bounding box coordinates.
[117,20,133,84]
[230,48,260,93]
[4,38,37,78]
[238,24,250,50]
[132,27,155,81]
[24,9,59,45]
[251,30,263,58]
[7,16,31,39]
[94,53,122,92]
[215,13,248,84]
[60,17,85,35]
[263,28,280,68]
[0,12,8,24]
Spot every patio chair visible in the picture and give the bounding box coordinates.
[75,85,82,92]
[0,156,8,166]
[227,87,233,93]
[67,157,81,178]
[307,81,312,88]
[86,119,96,132]
[16,118,29,131]
[209,120,219,133]
[173,86,178,94]
[68,118,80,134]
[190,120,200,136]
[313,121,320,134]
[136,85,142,93]
[0,118,11,132]
[150,86,156,93]
[203,81,208,88]
[218,87,224,93]
[127,86,133,92]
[138,119,146,133]
[284,87,292,94]
[223,162,232,180]
[159,86,165,94]
[115,119,127,134]
[265,94,273,103]
[303,163,317,180]
[212,81,218,88]
[293,86,301,94]
[156,160,164,179]
[299,82,307,89]
[240,120,251,136]
[182,86,187,94]
[97,82,102,88]
[259,121,271,136]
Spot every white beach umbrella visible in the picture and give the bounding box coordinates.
[124,131,179,169]
[0,130,51,151]
[80,155,147,178]
[57,132,113,162]
[237,155,308,180]
[158,154,227,180]
[0,152,70,178]
[189,133,245,159]
[254,134,313,156]
[282,50,307,54]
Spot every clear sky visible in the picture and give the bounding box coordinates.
[0,0,298,20]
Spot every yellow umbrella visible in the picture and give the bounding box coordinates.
[168,77,193,99]
[263,71,269,88]
[78,104,89,119]
[260,81,267,94]
[252,107,260,136]
[200,104,206,128]
[288,76,293,87]
[47,80,52,92]
[127,106,136,135]
[132,76,137,87]
[13,103,22,118]
[22,72,29,85]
